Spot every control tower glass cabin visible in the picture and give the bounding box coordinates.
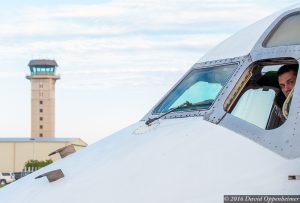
[26,59,60,138]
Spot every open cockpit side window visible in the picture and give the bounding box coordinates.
[225,58,299,130]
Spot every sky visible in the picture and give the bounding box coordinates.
[0,0,298,144]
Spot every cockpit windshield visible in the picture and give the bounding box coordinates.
[153,64,237,113]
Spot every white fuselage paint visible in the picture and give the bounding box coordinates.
[0,117,299,202]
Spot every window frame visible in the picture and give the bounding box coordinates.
[143,61,239,121]
[263,11,300,48]
[219,57,300,159]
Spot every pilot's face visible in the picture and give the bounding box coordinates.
[278,70,297,97]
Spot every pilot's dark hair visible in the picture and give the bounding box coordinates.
[277,64,298,77]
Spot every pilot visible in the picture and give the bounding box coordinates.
[278,64,298,98]
[276,64,298,121]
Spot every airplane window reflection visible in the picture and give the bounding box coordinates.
[232,88,275,129]
[153,64,236,113]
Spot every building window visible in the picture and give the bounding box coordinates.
[39,133,43,137]
[40,117,43,121]
[40,109,43,113]
[40,101,43,105]
[40,125,43,129]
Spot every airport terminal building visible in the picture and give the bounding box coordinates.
[0,137,87,172]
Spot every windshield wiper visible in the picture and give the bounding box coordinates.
[145,99,214,126]
[145,101,192,126]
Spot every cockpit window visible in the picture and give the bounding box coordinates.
[153,64,236,113]
[227,58,299,130]
[232,88,276,129]
[264,12,300,47]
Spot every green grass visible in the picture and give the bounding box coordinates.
[0,184,6,188]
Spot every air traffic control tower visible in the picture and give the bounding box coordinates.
[26,59,60,138]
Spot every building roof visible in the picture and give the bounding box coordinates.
[0,137,78,143]
[28,59,58,67]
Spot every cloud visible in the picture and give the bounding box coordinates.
[59,68,185,90]
[0,1,285,37]
[0,34,225,66]
[0,0,297,90]
[0,71,24,78]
